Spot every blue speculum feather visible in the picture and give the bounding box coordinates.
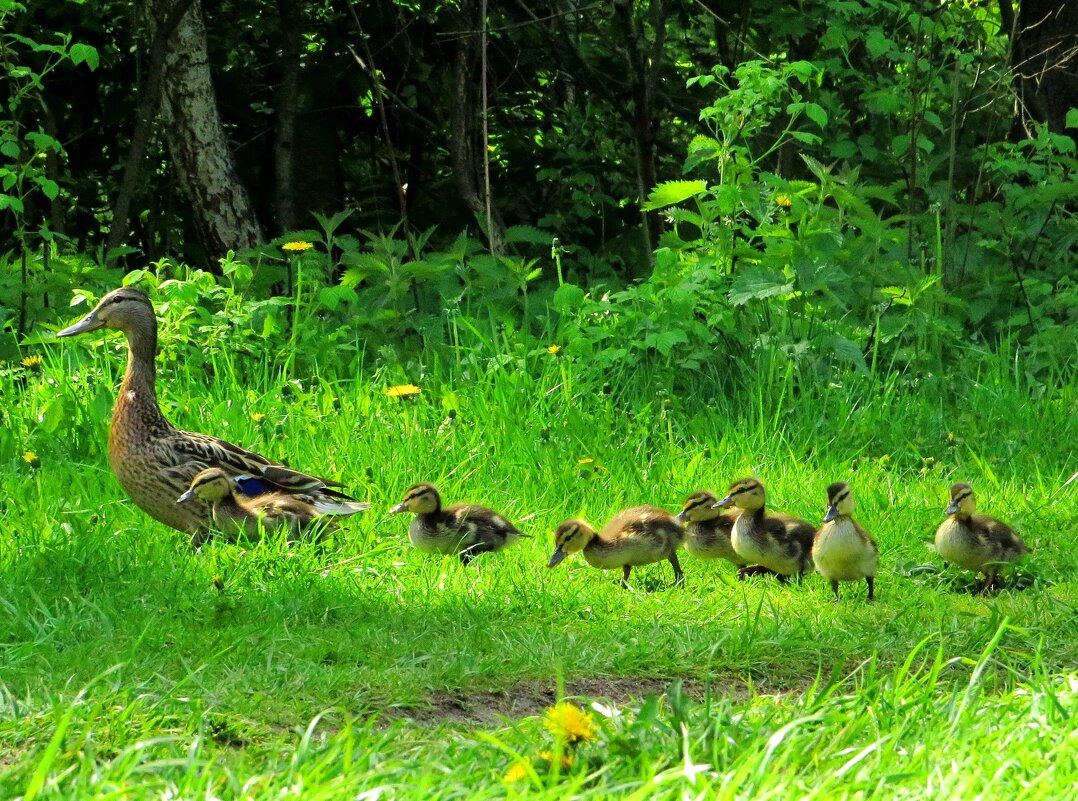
[233,475,274,497]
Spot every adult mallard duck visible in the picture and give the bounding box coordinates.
[935,482,1031,592]
[715,477,815,582]
[57,287,356,546]
[177,467,369,542]
[811,482,879,601]
[388,482,526,564]
[547,506,685,588]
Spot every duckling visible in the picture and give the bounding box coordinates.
[388,483,525,564]
[177,467,370,541]
[935,482,1031,592]
[677,490,751,574]
[547,506,685,588]
[811,482,879,601]
[715,478,815,581]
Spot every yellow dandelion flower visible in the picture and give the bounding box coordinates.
[250,412,266,422]
[503,761,530,782]
[21,354,43,369]
[23,451,41,468]
[775,193,793,208]
[386,384,421,399]
[543,702,597,745]
[577,458,594,465]
[281,241,313,253]
[547,345,561,355]
[537,750,573,770]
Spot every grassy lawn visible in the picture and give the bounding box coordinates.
[2,342,1076,799]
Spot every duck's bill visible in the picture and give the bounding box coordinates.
[945,501,959,515]
[56,311,104,337]
[675,510,688,522]
[823,505,838,523]
[176,488,195,504]
[712,494,733,509]
[388,502,407,514]
[547,548,568,568]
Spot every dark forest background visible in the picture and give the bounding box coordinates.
[2,0,1076,382]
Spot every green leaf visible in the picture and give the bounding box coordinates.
[552,283,586,314]
[642,180,708,211]
[644,328,688,356]
[69,43,99,69]
[820,334,868,374]
[0,140,20,158]
[503,225,553,246]
[802,102,828,130]
[0,194,24,212]
[1066,108,1078,130]
[729,269,793,306]
[36,177,59,200]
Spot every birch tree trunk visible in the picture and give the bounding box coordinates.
[151,0,263,258]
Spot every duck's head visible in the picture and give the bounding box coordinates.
[389,483,441,515]
[945,482,976,518]
[714,477,766,511]
[677,490,722,522]
[547,519,597,568]
[823,482,854,522]
[57,287,155,338]
[177,468,235,504]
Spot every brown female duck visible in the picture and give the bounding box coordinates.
[57,287,356,546]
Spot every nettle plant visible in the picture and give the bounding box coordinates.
[552,59,953,386]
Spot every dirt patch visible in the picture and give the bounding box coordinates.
[382,675,758,727]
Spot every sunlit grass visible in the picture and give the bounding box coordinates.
[1,336,1075,798]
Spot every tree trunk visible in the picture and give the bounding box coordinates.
[613,0,666,270]
[1006,0,1078,143]
[151,0,263,259]
[273,0,301,233]
[107,0,194,261]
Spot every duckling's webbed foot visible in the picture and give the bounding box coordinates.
[830,579,841,602]
[737,565,772,580]
[620,565,632,588]
[866,576,875,601]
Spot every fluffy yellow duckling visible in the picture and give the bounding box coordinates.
[677,490,754,575]
[935,482,1031,592]
[388,483,526,564]
[715,478,815,582]
[811,482,879,601]
[547,506,685,588]
[177,467,369,541]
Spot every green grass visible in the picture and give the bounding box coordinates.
[1,335,1076,799]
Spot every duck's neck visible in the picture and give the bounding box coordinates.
[112,323,171,436]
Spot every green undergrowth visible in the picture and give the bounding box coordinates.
[1,339,1076,798]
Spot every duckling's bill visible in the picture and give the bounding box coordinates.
[547,548,568,568]
[176,488,195,504]
[945,499,960,515]
[823,504,839,523]
[388,502,407,514]
[712,494,733,509]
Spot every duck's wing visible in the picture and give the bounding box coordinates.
[171,429,353,498]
